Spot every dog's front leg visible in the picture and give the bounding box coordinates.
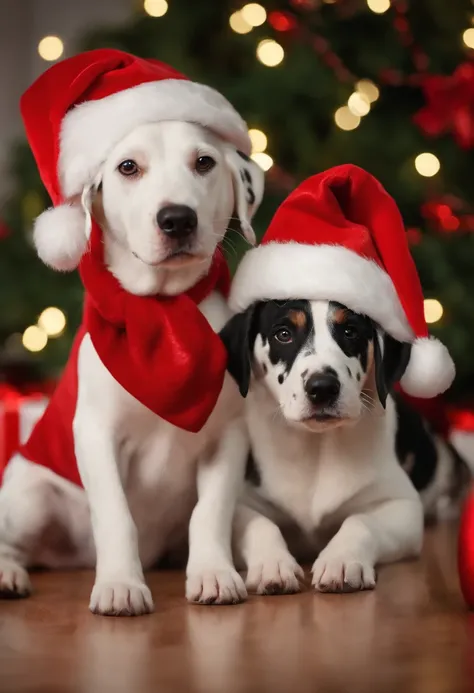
[311,496,423,593]
[233,504,303,595]
[73,410,153,616]
[186,418,248,605]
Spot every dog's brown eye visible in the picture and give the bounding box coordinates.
[275,328,292,344]
[195,156,216,175]
[118,159,139,176]
[344,325,359,340]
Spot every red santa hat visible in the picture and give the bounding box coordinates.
[21,48,255,271]
[229,164,455,399]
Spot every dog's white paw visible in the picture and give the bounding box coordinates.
[89,581,154,616]
[186,566,247,605]
[312,554,376,593]
[246,555,304,595]
[0,559,32,599]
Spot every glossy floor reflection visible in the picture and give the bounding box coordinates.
[1,523,472,693]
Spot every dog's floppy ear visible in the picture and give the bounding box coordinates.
[224,148,265,246]
[219,303,259,398]
[373,328,412,408]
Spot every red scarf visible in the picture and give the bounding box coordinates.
[14,222,230,487]
[80,222,230,431]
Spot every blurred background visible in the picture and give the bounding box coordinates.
[0,0,473,403]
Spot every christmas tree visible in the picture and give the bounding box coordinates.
[1,0,474,400]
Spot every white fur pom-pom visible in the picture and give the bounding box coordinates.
[400,336,455,398]
[33,204,87,272]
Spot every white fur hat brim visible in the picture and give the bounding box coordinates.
[59,79,251,198]
[230,241,455,397]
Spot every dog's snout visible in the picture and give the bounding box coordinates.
[305,371,341,406]
[157,204,197,239]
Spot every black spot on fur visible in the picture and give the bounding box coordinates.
[347,366,352,378]
[245,452,261,486]
[356,372,361,382]
[327,301,373,373]
[394,393,437,491]
[302,369,309,379]
[237,150,250,161]
[278,374,284,384]
[243,169,252,184]
[256,300,313,375]
[246,185,256,206]
[262,362,268,375]
[240,170,246,183]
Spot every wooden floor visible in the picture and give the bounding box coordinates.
[0,523,472,693]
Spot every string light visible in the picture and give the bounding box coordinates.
[348,92,371,116]
[249,128,268,153]
[251,152,273,171]
[38,36,64,61]
[22,326,48,353]
[241,3,267,27]
[414,153,440,177]
[356,79,380,103]
[143,0,168,17]
[256,39,284,66]
[463,28,474,48]
[334,106,361,131]
[366,0,390,14]
[424,299,443,324]
[38,307,66,337]
[229,11,252,34]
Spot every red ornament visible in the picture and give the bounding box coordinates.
[459,490,474,609]
[415,62,474,149]
[268,11,297,32]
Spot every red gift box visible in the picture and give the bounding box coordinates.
[0,385,49,482]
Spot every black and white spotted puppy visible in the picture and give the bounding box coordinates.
[221,299,439,594]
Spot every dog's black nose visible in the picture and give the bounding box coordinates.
[157,205,198,239]
[305,372,341,406]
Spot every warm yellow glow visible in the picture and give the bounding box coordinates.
[38,307,66,337]
[366,0,390,13]
[251,152,273,171]
[414,152,440,177]
[241,3,267,27]
[356,79,380,103]
[334,106,361,131]
[22,326,48,353]
[463,28,474,48]
[229,11,252,34]
[424,299,443,324]
[38,36,64,61]
[256,39,284,67]
[249,128,268,153]
[348,92,371,117]
[144,0,168,17]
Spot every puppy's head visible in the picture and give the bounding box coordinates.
[220,299,411,432]
[90,120,263,294]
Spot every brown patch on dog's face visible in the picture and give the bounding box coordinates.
[288,309,307,329]
[332,307,348,325]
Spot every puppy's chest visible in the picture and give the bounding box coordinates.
[249,424,373,533]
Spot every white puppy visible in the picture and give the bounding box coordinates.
[221,299,425,594]
[0,120,263,614]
